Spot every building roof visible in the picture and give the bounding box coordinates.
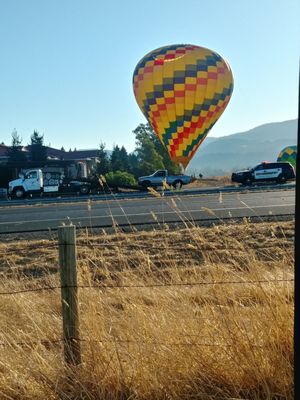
[62,149,99,160]
[1,145,99,161]
[30,146,99,161]
[0,145,28,158]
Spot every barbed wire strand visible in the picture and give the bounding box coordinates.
[0,278,294,296]
[0,336,265,349]
[0,238,294,255]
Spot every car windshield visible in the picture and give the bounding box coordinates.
[249,165,258,172]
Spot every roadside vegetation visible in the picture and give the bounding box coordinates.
[0,219,294,399]
[185,175,232,188]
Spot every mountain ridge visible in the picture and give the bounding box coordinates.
[187,119,297,176]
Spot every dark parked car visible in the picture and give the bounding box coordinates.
[231,162,295,186]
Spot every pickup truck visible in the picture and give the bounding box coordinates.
[138,170,191,189]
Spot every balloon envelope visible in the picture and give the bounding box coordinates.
[133,44,234,168]
[277,145,297,167]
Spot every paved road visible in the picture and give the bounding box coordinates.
[0,182,295,207]
[0,189,295,234]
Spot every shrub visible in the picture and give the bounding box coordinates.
[105,170,137,187]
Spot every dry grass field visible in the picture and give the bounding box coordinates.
[186,175,233,189]
[0,219,294,399]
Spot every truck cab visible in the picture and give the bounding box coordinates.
[8,169,43,198]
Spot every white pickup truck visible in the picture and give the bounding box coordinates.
[138,170,191,189]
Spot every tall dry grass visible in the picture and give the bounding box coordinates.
[187,175,232,188]
[0,220,294,399]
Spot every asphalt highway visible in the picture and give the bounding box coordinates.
[0,188,295,234]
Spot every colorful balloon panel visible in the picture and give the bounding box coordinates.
[133,44,234,168]
[277,145,297,167]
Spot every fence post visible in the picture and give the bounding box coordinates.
[58,224,81,365]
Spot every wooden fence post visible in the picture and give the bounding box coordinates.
[58,224,81,365]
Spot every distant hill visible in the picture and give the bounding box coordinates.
[198,137,218,148]
[187,119,298,176]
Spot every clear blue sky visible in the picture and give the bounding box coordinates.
[0,0,299,152]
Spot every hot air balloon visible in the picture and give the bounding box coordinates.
[277,145,297,168]
[133,44,234,169]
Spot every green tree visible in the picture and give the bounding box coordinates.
[97,142,111,175]
[6,130,27,165]
[138,123,181,174]
[133,123,164,175]
[128,151,139,176]
[29,130,47,163]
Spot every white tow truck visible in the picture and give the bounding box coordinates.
[8,168,93,199]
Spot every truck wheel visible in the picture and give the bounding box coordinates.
[277,174,286,184]
[173,180,182,189]
[13,187,25,199]
[79,185,90,195]
[142,181,151,189]
[244,178,252,186]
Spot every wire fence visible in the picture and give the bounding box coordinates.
[0,224,294,363]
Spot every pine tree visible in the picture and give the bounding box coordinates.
[128,152,140,176]
[110,145,130,172]
[110,145,123,172]
[119,146,129,171]
[6,129,27,165]
[29,131,47,163]
[97,142,111,175]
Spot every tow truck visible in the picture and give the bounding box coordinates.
[8,168,102,199]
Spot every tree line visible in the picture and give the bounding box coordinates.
[5,124,181,186]
[6,130,47,165]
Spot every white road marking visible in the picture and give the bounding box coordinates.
[0,203,295,226]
